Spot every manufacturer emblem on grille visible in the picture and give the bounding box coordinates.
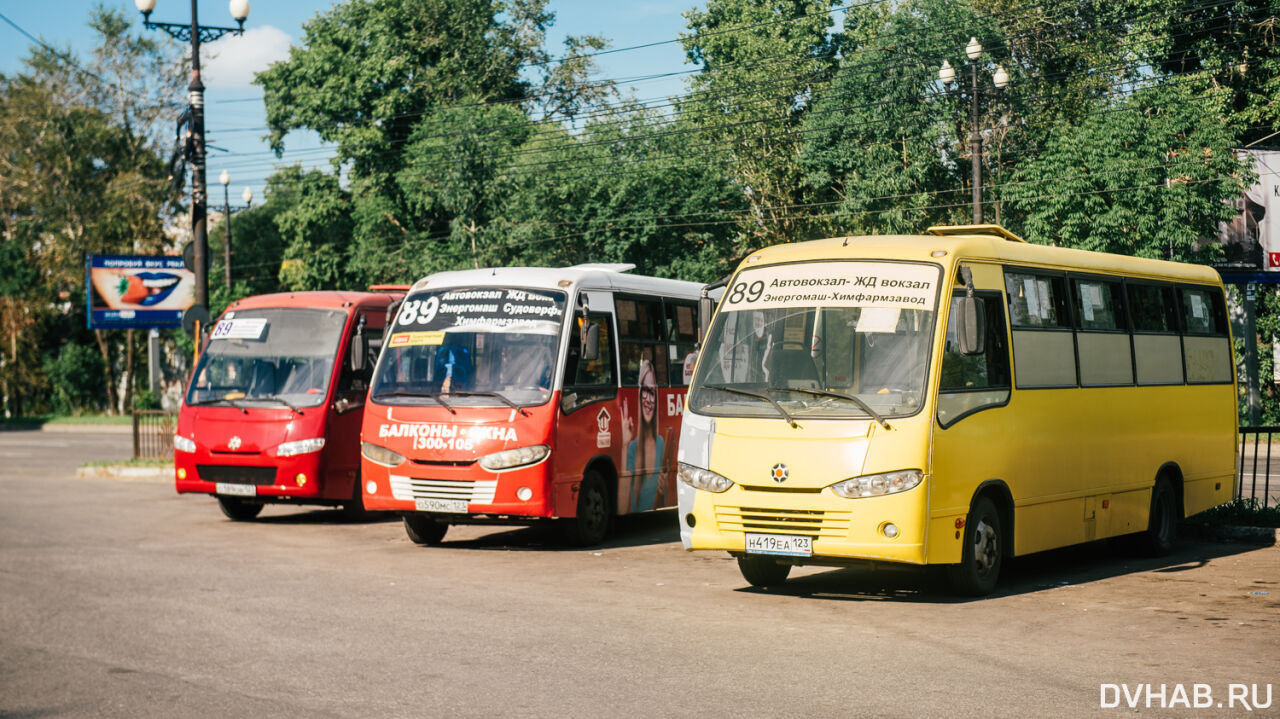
[770,463,788,483]
[228,436,242,451]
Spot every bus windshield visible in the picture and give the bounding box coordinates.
[370,287,567,408]
[689,261,940,420]
[186,307,349,408]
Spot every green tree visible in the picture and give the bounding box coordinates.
[679,0,841,251]
[1,5,182,415]
[800,0,1004,233]
[1003,80,1248,260]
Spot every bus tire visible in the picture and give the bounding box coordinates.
[948,495,1002,596]
[403,514,447,545]
[1140,479,1176,557]
[340,481,370,521]
[737,555,791,588]
[217,497,263,521]
[565,470,611,546]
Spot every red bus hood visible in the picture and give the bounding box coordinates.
[363,402,554,461]
[180,405,324,454]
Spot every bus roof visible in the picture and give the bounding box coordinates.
[225,290,402,313]
[408,264,705,297]
[739,226,1223,286]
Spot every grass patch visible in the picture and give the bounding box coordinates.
[81,458,172,468]
[1,414,136,427]
[1188,498,1280,528]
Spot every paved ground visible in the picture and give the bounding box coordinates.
[1,431,1277,718]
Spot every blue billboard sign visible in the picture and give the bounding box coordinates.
[86,254,195,329]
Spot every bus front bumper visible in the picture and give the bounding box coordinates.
[683,484,928,566]
[174,451,332,502]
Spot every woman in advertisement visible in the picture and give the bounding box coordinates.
[623,358,665,512]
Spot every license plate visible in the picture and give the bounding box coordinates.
[216,483,256,497]
[415,498,467,513]
[745,533,812,557]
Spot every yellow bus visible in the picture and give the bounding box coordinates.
[677,225,1236,595]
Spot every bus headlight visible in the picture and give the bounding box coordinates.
[361,441,406,467]
[173,434,196,453]
[276,438,326,457]
[479,445,549,471]
[678,462,733,493]
[830,469,923,498]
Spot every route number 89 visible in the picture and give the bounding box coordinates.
[727,280,764,305]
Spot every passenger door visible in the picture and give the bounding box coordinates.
[930,263,1014,557]
[554,294,619,516]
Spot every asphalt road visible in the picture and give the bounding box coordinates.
[2,430,1277,718]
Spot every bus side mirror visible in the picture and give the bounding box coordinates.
[581,321,600,362]
[350,327,368,373]
[699,295,713,343]
[956,296,986,355]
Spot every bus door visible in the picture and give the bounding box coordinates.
[326,308,385,499]
[554,292,619,517]
[929,262,1013,563]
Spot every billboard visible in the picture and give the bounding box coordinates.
[1219,150,1280,269]
[86,255,195,329]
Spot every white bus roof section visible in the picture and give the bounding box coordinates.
[408,266,704,298]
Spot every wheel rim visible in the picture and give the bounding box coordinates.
[973,518,998,576]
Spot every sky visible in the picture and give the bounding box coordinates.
[0,0,703,206]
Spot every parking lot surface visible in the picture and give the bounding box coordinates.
[1,431,1276,717]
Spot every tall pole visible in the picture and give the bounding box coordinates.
[223,182,231,289]
[188,0,208,311]
[970,61,983,225]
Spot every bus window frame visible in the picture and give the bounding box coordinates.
[1067,272,1136,388]
[1003,266,1080,390]
[1176,283,1232,386]
[1123,278,1186,387]
[937,288,1013,429]
[560,307,620,415]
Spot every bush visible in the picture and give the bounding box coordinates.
[43,343,105,415]
[132,389,161,410]
[1189,497,1280,528]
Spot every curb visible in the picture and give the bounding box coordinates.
[76,465,170,482]
[42,424,133,434]
[1179,522,1280,545]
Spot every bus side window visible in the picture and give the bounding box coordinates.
[938,292,1011,428]
[1179,286,1231,384]
[565,313,615,388]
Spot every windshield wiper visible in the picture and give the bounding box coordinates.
[252,395,305,414]
[441,391,529,417]
[703,384,799,428]
[188,397,247,414]
[769,386,890,430]
[370,390,456,414]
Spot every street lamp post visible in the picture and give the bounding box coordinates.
[135,0,250,311]
[940,38,1009,224]
[217,169,253,290]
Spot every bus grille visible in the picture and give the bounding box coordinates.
[196,465,276,485]
[715,506,851,537]
[389,475,498,504]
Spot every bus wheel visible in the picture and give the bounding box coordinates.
[737,555,791,588]
[403,514,447,545]
[1140,480,1176,557]
[340,482,370,521]
[948,496,1002,596]
[565,471,611,546]
[217,497,263,521]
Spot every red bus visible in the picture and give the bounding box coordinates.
[359,265,704,545]
[175,290,402,520]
